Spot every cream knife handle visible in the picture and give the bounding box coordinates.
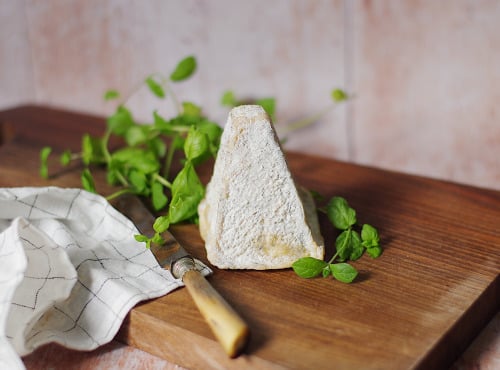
[182,269,249,357]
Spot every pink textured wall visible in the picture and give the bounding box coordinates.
[1,0,499,190]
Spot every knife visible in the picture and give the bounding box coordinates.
[111,194,249,358]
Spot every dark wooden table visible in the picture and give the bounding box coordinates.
[1,105,499,370]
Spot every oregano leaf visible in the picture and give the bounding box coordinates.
[81,169,96,193]
[335,230,353,261]
[59,150,72,166]
[168,162,204,223]
[292,257,328,278]
[327,196,357,230]
[330,263,358,283]
[145,76,165,98]
[153,215,170,234]
[104,89,120,101]
[151,181,168,211]
[349,230,364,261]
[134,234,149,243]
[39,146,52,179]
[170,56,197,82]
[367,246,383,259]
[184,126,209,164]
[220,90,237,107]
[361,224,380,248]
[331,88,348,102]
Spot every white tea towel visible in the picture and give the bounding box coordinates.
[0,187,211,369]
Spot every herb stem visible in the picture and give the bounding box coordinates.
[317,206,327,214]
[163,134,177,179]
[164,81,182,115]
[153,73,182,115]
[101,129,113,163]
[105,188,134,201]
[119,79,146,107]
[153,173,172,189]
[115,169,129,187]
[280,105,334,135]
[327,227,352,264]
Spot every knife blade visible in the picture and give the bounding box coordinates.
[111,194,249,358]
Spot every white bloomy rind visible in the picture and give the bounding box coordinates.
[198,105,324,270]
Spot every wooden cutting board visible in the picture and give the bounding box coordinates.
[1,105,498,370]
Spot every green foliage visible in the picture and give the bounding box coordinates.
[39,146,52,179]
[104,89,120,101]
[59,150,72,166]
[145,76,165,98]
[39,55,222,234]
[81,169,96,193]
[291,257,328,279]
[220,90,277,121]
[331,88,348,102]
[327,196,357,230]
[293,196,382,284]
[170,55,197,82]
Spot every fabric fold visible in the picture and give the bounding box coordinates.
[0,187,211,369]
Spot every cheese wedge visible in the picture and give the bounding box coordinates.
[198,105,324,270]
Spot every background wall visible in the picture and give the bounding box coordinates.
[1,0,499,190]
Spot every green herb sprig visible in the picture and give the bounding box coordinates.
[220,88,349,137]
[40,56,222,230]
[292,196,381,283]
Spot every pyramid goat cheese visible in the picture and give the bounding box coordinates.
[198,105,324,270]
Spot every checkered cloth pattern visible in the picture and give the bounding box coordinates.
[0,187,210,369]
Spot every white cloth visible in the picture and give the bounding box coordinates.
[0,187,210,369]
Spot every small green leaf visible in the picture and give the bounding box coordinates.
[104,89,120,101]
[366,246,383,259]
[134,234,149,243]
[335,230,353,261]
[107,106,135,136]
[330,263,358,283]
[331,88,348,102]
[145,76,165,98]
[151,181,168,211]
[327,196,357,230]
[39,146,52,179]
[292,257,328,278]
[153,215,170,234]
[111,147,160,174]
[184,126,209,163]
[170,55,197,82]
[153,111,176,135]
[220,90,237,107]
[81,169,96,193]
[128,169,147,194]
[361,224,380,248]
[151,232,165,245]
[168,162,204,223]
[124,125,149,146]
[59,150,72,166]
[349,230,364,260]
[148,137,167,158]
[82,134,106,165]
[197,120,222,156]
[256,97,276,121]
[182,101,202,117]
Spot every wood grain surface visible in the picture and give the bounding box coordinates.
[1,106,499,370]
